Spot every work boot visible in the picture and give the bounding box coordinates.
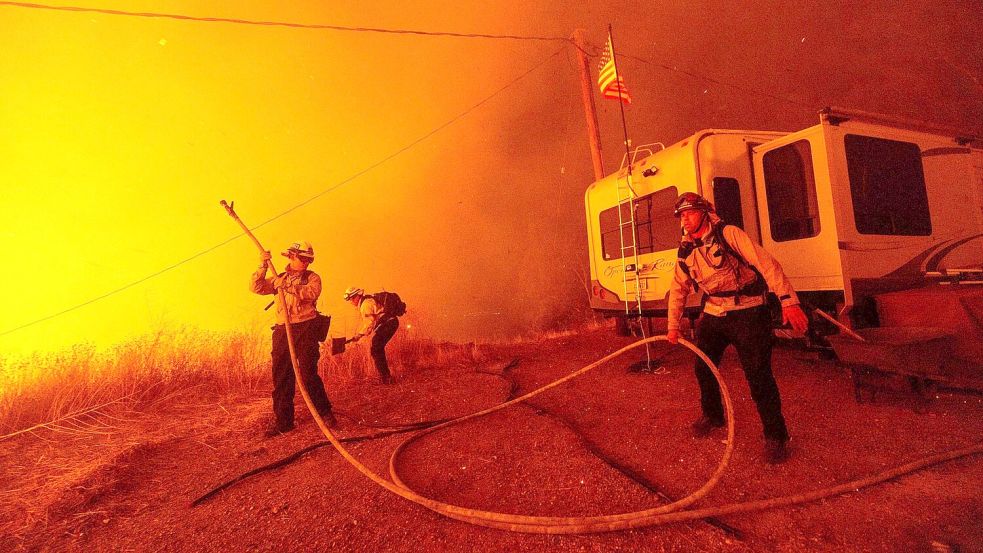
[263,422,295,438]
[691,415,725,438]
[764,438,791,464]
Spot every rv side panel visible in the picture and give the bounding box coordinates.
[819,119,983,311]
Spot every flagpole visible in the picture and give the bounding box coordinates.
[607,24,634,194]
[607,24,653,366]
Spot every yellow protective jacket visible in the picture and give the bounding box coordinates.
[250,267,321,324]
[667,222,799,331]
[353,296,383,339]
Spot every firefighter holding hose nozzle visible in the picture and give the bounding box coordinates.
[666,192,808,464]
[251,241,337,437]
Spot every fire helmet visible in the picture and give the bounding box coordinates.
[342,286,364,301]
[281,241,314,261]
[673,192,714,217]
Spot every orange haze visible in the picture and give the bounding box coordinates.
[1,1,980,357]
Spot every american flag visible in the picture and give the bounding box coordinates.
[597,35,631,104]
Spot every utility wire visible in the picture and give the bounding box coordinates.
[0,3,826,336]
[0,1,811,108]
[611,47,816,110]
[248,49,563,230]
[0,1,572,43]
[0,48,564,339]
[0,237,241,338]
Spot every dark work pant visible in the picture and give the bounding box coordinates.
[694,304,789,442]
[371,318,399,382]
[271,319,332,428]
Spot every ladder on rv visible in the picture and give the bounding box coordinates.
[615,142,667,325]
[615,170,655,373]
[615,172,644,324]
[616,143,668,371]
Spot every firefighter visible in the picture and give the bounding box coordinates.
[666,192,809,464]
[343,287,398,384]
[251,241,336,436]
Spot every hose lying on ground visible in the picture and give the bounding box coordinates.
[190,422,446,507]
[282,336,741,532]
[219,335,983,534]
[192,362,522,506]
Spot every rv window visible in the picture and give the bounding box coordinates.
[711,177,745,229]
[762,140,821,241]
[845,134,931,236]
[599,186,679,260]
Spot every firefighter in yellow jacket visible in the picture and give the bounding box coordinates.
[343,287,397,384]
[666,192,808,463]
[250,241,335,436]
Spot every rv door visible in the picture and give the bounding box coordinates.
[751,132,843,294]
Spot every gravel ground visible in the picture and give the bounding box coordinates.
[2,324,981,552]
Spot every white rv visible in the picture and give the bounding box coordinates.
[584,108,983,333]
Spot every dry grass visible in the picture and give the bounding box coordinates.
[322,328,486,382]
[0,315,604,547]
[501,311,612,345]
[0,322,489,439]
[0,322,490,546]
[0,326,269,439]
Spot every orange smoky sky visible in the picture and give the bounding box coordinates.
[1,1,980,357]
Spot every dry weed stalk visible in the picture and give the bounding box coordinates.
[0,395,130,442]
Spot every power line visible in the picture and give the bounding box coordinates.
[249,49,564,230]
[0,0,811,108]
[0,237,243,339]
[598,45,816,110]
[0,48,564,339]
[631,54,814,109]
[0,1,572,43]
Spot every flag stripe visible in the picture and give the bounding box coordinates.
[596,34,631,104]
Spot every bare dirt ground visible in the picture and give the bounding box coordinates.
[2,324,982,552]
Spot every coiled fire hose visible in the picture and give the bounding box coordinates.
[221,202,983,534]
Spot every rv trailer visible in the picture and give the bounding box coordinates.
[585,108,983,342]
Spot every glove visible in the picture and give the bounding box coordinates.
[272,274,291,290]
[257,251,272,273]
[782,304,809,336]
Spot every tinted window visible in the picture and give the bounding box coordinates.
[762,140,821,241]
[712,177,745,229]
[600,186,679,260]
[845,134,931,235]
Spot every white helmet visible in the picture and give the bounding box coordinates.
[342,286,364,301]
[281,240,314,261]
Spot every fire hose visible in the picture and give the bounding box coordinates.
[220,201,983,534]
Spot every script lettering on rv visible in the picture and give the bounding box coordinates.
[651,259,676,271]
[603,259,675,278]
